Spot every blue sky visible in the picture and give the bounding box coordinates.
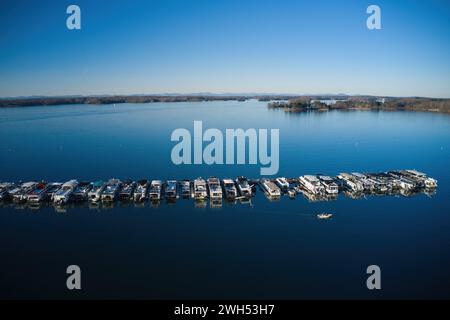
[0,0,449,98]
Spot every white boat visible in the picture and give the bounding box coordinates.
[101,179,122,202]
[27,182,49,203]
[72,182,92,202]
[207,177,222,200]
[10,181,38,203]
[317,213,333,219]
[193,177,208,200]
[424,177,437,188]
[165,180,178,199]
[118,180,136,201]
[222,179,237,199]
[275,177,289,190]
[54,180,78,204]
[299,175,324,195]
[288,189,296,198]
[0,182,15,201]
[318,175,339,194]
[148,180,162,200]
[337,173,364,193]
[236,176,252,197]
[180,180,192,198]
[134,180,149,202]
[88,180,105,202]
[260,178,281,198]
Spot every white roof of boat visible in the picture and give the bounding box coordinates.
[318,175,333,181]
[351,172,366,178]
[303,175,319,182]
[406,169,426,176]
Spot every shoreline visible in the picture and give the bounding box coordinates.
[0,94,449,114]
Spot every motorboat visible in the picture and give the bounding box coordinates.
[54,180,78,204]
[207,177,222,200]
[88,180,106,202]
[149,180,162,201]
[222,179,237,200]
[235,176,252,197]
[193,177,208,200]
[101,179,122,202]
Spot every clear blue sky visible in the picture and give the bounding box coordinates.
[1,0,449,98]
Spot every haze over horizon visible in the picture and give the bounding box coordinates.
[1,0,449,98]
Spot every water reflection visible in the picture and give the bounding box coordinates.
[0,186,436,213]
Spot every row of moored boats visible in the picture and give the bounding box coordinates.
[0,170,437,206]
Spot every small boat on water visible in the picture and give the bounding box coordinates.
[101,179,122,202]
[236,176,252,198]
[148,180,162,201]
[27,182,48,203]
[317,213,333,219]
[72,182,92,202]
[119,179,136,201]
[207,177,222,200]
[180,180,191,198]
[10,181,38,203]
[288,188,296,198]
[275,177,289,190]
[88,180,105,202]
[54,180,78,204]
[222,178,237,200]
[193,177,208,200]
[165,180,178,199]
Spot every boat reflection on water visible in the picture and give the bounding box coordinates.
[194,199,207,209]
[0,185,437,213]
[210,199,223,208]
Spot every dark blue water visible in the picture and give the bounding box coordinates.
[0,101,449,299]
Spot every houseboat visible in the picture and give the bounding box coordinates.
[101,179,122,202]
[72,182,92,202]
[148,180,162,200]
[318,175,339,195]
[54,180,78,204]
[404,169,437,188]
[207,177,222,200]
[44,182,62,202]
[260,178,281,198]
[337,173,364,193]
[193,177,208,200]
[165,180,178,199]
[27,182,48,203]
[119,179,136,201]
[299,175,324,195]
[222,179,237,200]
[351,172,375,192]
[134,180,149,202]
[0,182,14,201]
[88,180,105,202]
[10,181,38,203]
[180,180,192,198]
[236,176,252,198]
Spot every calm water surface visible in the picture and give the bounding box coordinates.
[0,100,449,299]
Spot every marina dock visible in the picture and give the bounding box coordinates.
[0,169,438,209]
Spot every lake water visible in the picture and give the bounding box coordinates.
[0,100,449,299]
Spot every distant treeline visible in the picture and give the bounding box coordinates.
[0,95,254,107]
[1,95,449,114]
[268,96,450,114]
